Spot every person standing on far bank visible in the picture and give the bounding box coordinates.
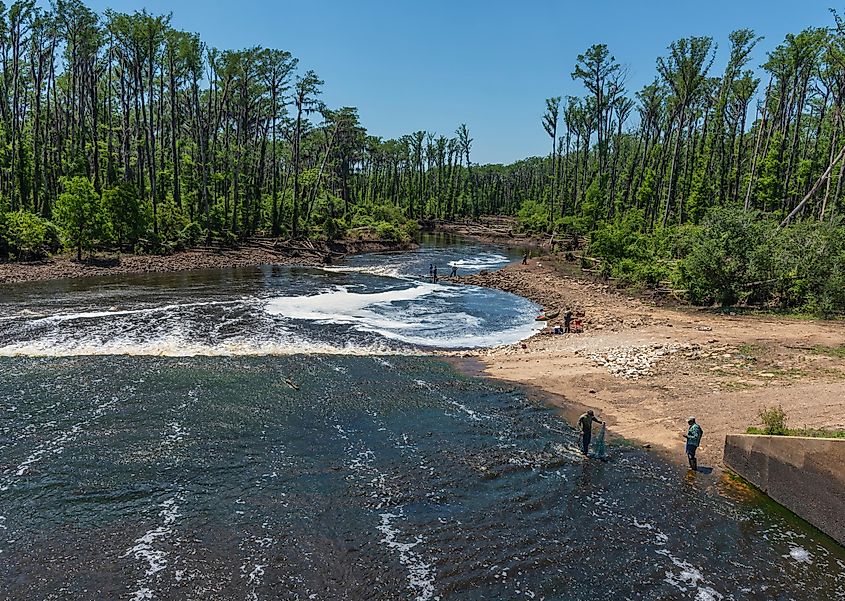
[564,308,573,334]
[683,417,703,471]
[522,250,529,265]
[578,409,604,456]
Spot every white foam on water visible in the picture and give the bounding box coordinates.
[377,511,439,601]
[124,494,182,600]
[338,425,439,601]
[18,299,243,325]
[321,264,409,279]
[445,399,489,422]
[657,549,723,600]
[373,356,394,368]
[785,546,813,565]
[632,518,669,545]
[265,282,537,349]
[368,320,544,349]
[446,252,510,270]
[265,283,438,324]
[0,333,407,358]
[1,259,542,355]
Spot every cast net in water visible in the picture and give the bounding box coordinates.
[593,423,607,460]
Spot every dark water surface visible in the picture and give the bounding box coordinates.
[1,356,844,600]
[1,241,844,600]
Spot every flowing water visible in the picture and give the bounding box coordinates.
[1,238,844,600]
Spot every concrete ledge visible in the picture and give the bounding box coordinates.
[724,434,845,546]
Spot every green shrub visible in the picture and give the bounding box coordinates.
[758,405,788,435]
[322,215,346,241]
[375,220,404,241]
[679,207,775,306]
[3,210,59,258]
[402,219,420,239]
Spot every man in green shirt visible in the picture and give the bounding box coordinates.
[578,410,604,456]
[683,417,703,471]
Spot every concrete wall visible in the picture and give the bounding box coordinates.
[724,434,845,546]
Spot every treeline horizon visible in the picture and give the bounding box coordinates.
[1,1,845,313]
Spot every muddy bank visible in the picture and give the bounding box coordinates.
[0,239,416,285]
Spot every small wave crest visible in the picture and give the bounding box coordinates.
[447,252,510,271]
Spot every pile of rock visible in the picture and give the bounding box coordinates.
[582,343,695,379]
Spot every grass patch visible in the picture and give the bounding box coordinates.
[737,343,761,357]
[722,380,756,391]
[745,426,845,439]
[810,344,845,359]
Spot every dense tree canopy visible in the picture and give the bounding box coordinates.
[2,1,845,313]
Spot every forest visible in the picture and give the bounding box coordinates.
[1,1,845,313]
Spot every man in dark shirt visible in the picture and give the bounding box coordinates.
[578,410,604,456]
[683,417,703,471]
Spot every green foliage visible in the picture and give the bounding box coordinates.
[53,176,107,260]
[679,207,775,306]
[180,222,205,246]
[770,218,845,316]
[2,210,59,258]
[757,405,788,435]
[755,132,784,211]
[516,199,549,234]
[580,178,604,230]
[747,425,845,438]
[586,210,671,287]
[348,201,418,242]
[553,215,590,238]
[322,214,346,241]
[101,183,148,247]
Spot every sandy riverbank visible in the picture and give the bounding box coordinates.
[0,239,416,284]
[452,256,845,469]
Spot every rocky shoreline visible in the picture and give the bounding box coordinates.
[0,239,416,285]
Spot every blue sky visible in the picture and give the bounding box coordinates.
[81,0,837,164]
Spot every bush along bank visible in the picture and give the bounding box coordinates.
[516,202,845,318]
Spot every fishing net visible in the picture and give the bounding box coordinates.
[593,423,607,460]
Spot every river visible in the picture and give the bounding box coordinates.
[1,238,843,600]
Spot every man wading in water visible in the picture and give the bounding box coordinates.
[578,410,604,456]
[683,417,703,471]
